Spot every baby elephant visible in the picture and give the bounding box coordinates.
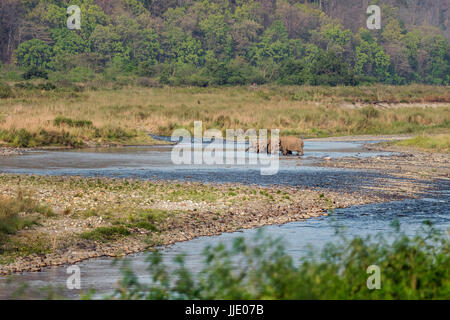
[279,136,304,156]
[246,139,270,153]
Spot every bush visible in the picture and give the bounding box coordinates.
[23,67,48,80]
[110,223,449,300]
[360,106,379,119]
[0,194,50,236]
[137,77,161,88]
[53,116,93,128]
[80,226,131,242]
[0,128,84,148]
[0,82,14,99]
[37,129,84,148]
[14,82,35,90]
[36,82,56,91]
[0,128,33,147]
[94,126,137,141]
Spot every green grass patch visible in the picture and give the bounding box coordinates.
[111,209,169,231]
[395,134,450,153]
[0,128,84,148]
[0,82,14,99]
[80,226,131,242]
[0,235,51,264]
[111,222,449,300]
[54,116,93,128]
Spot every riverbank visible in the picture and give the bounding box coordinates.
[314,142,449,181]
[0,167,426,275]
[0,133,448,275]
[1,85,449,143]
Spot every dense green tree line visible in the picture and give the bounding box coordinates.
[1,0,449,86]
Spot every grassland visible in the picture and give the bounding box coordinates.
[0,84,449,147]
[392,134,450,153]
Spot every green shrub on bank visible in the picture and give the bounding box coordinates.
[93,126,138,141]
[110,223,449,300]
[80,226,131,242]
[0,193,52,236]
[395,134,450,153]
[0,82,14,99]
[54,116,93,128]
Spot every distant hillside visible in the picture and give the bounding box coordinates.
[0,0,449,86]
[315,0,448,39]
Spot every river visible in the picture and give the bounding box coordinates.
[0,140,448,299]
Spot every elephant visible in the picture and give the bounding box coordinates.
[246,139,270,153]
[279,136,304,156]
[246,136,304,156]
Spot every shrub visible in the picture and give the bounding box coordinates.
[94,126,137,141]
[37,129,84,148]
[0,194,49,236]
[0,128,33,147]
[23,67,48,80]
[125,209,166,231]
[53,116,93,128]
[360,106,379,119]
[36,82,56,91]
[80,226,131,242]
[14,82,35,90]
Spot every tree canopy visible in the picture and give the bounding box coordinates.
[1,0,449,86]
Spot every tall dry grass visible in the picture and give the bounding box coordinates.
[0,85,448,145]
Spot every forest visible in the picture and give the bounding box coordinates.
[0,0,449,87]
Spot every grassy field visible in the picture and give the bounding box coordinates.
[394,134,450,153]
[110,226,449,300]
[0,84,449,147]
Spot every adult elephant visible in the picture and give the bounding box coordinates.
[278,136,304,156]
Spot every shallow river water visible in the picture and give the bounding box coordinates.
[0,140,448,299]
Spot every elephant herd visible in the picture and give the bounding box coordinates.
[246,136,304,157]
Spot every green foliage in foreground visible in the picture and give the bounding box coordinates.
[107,223,449,300]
